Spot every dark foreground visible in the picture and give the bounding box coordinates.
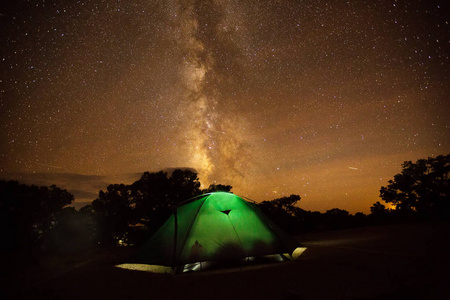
[3,222,450,299]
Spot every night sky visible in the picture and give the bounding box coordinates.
[1,0,449,213]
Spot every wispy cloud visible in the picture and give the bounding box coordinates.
[1,168,198,209]
[0,172,142,207]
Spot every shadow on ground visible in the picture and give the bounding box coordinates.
[2,222,449,299]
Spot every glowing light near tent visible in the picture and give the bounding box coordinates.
[116,263,172,273]
[291,247,307,260]
[135,192,300,272]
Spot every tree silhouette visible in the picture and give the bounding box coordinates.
[320,208,351,230]
[202,183,233,193]
[259,195,301,215]
[131,169,202,230]
[379,154,450,219]
[91,183,133,245]
[44,206,97,255]
[169,169,202,205]
[370,201,387,214]
[325,208,350,216]
[368,201,391,224]
[0,180,73,261]
[258,195,302,233]
[89,169,203,245]
[131,171,171,217]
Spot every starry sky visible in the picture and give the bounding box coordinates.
[1,0,449,213]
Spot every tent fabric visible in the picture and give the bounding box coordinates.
[138,192,298,267]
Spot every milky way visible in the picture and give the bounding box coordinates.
[1,0,449,212]
[174,1,250,184]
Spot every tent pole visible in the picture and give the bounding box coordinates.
[173,207,178,268]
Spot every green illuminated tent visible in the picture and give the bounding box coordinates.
[137,192,299,271]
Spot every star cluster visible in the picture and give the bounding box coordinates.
[1,0,449,212]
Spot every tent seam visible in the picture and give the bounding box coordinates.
[176,194,210,264]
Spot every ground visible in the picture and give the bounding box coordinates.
[2,222,449,299]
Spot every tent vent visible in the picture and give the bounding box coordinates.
[220,209,231,215]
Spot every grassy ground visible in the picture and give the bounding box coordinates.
[2,221,449,299]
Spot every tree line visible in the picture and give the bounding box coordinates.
[1,155,448,265]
